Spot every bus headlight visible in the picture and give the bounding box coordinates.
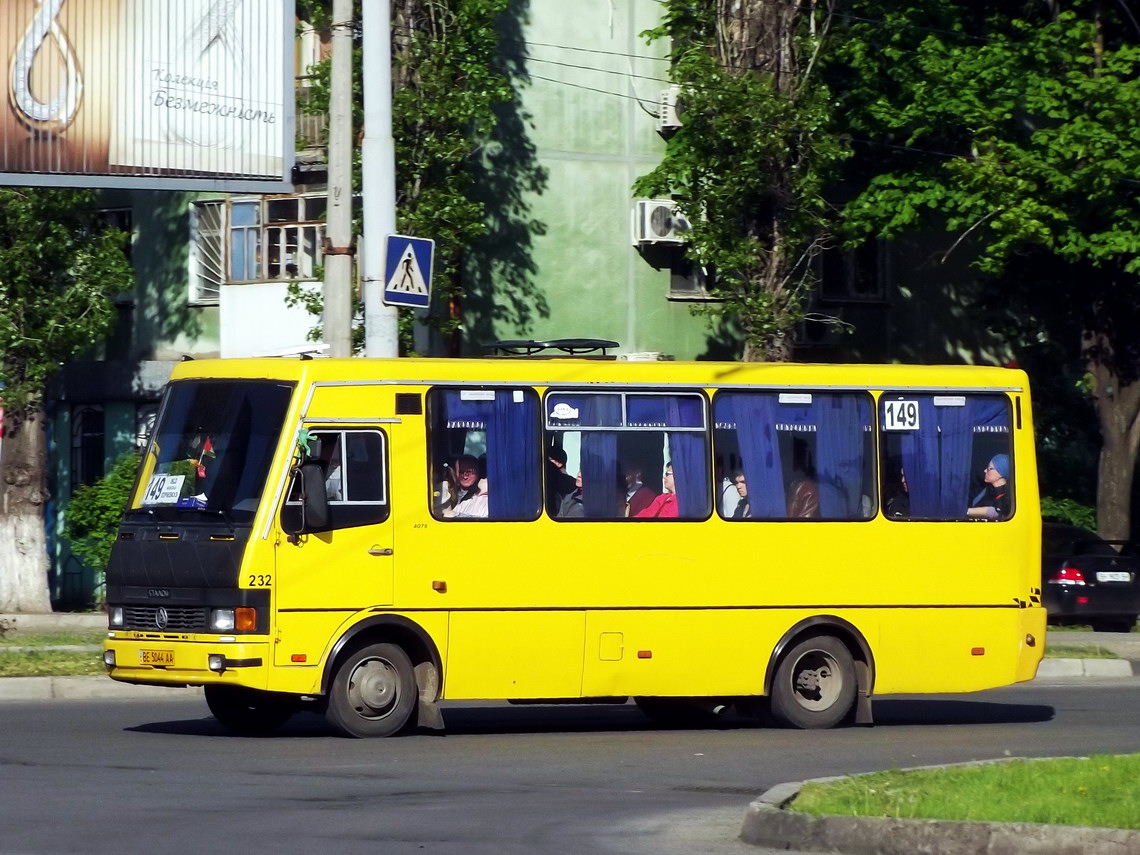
[209,608,256,632]
[107,606,124,628]
[210,609,236,631]
[103,650,116,667]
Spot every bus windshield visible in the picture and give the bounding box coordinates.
[130,379,294,522]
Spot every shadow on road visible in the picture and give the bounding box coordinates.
[124,696,1055,739]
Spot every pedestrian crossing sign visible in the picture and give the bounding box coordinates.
[383,235,434,308]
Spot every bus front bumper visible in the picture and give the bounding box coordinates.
[103,637,270,688]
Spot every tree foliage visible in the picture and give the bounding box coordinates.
[63,452,141,603]
[0,189,133,411]
[635,0,850,361]
[294,0,520,352]
[830,0,1140,537]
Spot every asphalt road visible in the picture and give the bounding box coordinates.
[2,680,1139,855]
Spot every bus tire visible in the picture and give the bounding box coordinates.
[769,635,856,730]
[204,685,295,736]
[326,641,417,738]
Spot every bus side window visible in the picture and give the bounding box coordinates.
[878,394,1012,521]
[427,387,541,521]
[713,391,874,520]
[282,429,389,532]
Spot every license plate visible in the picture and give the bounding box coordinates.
[139,649,174,666]
[1096,571,1132,583]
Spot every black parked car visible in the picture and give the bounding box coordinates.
[1042,522,1140,632]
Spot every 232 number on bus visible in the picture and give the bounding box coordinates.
[882,400,920,431]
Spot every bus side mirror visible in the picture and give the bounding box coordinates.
[283,462,330,534]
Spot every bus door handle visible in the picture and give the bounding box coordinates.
[368,546,393,556]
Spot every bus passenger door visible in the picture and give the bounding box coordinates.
[272,426,394,668]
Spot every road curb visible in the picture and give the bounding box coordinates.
[741,772,1140,854]
[1036,657,1137,678]
[0,676,201,701]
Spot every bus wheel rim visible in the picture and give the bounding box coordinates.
[788,649,842,712]
[347,657,400,719]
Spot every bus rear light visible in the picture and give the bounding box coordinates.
[235,608,256,631]
[1048,566,1086,586]
[1077,596,1089,605]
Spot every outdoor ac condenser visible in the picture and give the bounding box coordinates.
[632,199,691,246]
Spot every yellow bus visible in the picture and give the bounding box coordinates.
[103,350,1045,736]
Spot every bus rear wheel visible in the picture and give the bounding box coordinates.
[326,642,417,738]
[769,636,856,730]
[204,685,295,736]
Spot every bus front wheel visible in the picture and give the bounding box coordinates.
[326,642,417,738]
[769,636,856,730]
[204,685,295,736]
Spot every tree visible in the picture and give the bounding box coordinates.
[293,0,530,354]
[832,1,1140,538]
[635,0,850,361]
[63,452,141,606]
[0,189,133,612]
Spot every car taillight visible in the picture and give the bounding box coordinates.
[1049,566,1086,585]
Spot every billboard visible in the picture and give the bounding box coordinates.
[0,0,293,191]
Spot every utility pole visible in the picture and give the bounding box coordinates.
[322,0,355,357]
[361,0,400,357]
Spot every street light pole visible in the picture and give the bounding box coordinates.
[361,0,399,357]
[323,0,354,357]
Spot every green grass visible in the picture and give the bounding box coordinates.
[793,755,1140,830]
[0,629,105,647]
[1045,644,1119,659]
[0,650,105,677]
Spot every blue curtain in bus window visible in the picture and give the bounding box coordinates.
[815,395,869,518]
[969,396,1011,503]
[725,393,786,518]
[445,391,539,520]
[581,395,622,517]
[936,402,972,516]
[897,397,941,518]
[665,396,708,518]
[487,392,539,518]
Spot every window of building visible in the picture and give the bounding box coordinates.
[878,394,1012,521]
[284,429,388,531]
[819,239,888,303]
[428,388,541,521]
[71,405,105,493]
[544,390,710,520]
[189,195,327,304]
[713,391,875,520]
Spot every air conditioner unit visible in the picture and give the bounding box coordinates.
[632,200,691,246]
[658,85,683,133]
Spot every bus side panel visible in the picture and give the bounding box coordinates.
[581,609,773,697]
[872,607,1042,694]
[443,611,585,699]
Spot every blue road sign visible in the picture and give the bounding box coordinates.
[383,235,434,308]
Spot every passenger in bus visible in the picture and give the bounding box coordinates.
[546,447,577,516]
[729,470,751,518]
[786,440,820,518]
[885,466,909,518]
[968,453,1011,520]
[634,463,678,518]
[448,455,489,518]
[622,462,656,517]
[558,471,584,517]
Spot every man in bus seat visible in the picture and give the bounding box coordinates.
[559,471,585,517]
[622,462,656,517]
[967,453,1011,520]
[634,463,678,518]
[546,447,577,516]
[729,470,751,518]
[448,454,488,518]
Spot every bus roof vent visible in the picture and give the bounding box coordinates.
[484,339,620,359]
